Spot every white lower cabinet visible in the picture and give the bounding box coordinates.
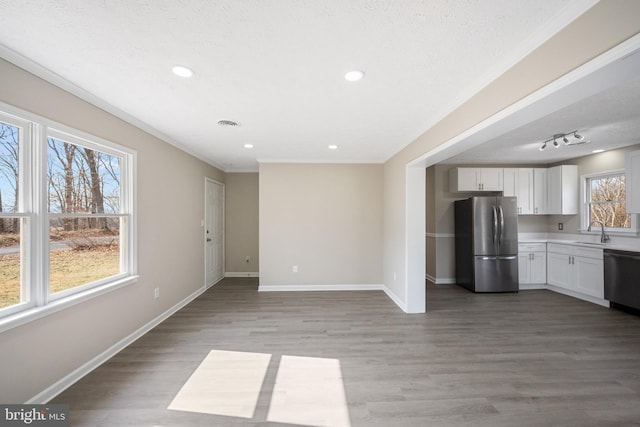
[547,248,572,290]
[518,243,546,285]
[546,243,604,299]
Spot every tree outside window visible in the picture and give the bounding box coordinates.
[587,173,630,229]
[47,135,123,296]
[0,121,24,310]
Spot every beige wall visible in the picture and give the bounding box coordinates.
[225,173,259,273]
[426,164,459,283]
[385,0,640,304]
[259,163,383,286]
[0,58,224,402]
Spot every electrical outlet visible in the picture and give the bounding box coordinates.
[292,265,298,273]
[558,222,564,231]
[154,287,159,299]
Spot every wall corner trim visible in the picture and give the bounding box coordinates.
[26,283,215,404]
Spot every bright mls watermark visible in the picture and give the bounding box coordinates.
[0,405,69,426]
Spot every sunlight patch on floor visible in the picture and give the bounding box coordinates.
[267,355,351,427]
[167,350,351,426]
[168,350,271,418]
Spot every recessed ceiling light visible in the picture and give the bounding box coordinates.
[244,144,254,149]
[344,70,365,82]
[172,65,194,78]
[592,149,605,153]
[328,145,338,150]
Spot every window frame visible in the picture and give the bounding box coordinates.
[580,169,637,235]
[0,112,34,318]
[0,102,137,333]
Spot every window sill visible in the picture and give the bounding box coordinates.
[578,229,639,236]
[0,275,139,334]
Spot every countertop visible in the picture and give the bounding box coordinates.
[519,236,640,253]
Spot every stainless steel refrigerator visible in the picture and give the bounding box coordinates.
[454,196,519,292]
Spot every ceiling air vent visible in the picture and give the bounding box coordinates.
[217,120,239,127]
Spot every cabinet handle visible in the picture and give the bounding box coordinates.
[568,256,571,264]
[535,207,538,214]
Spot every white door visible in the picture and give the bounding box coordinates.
[205,178,224,287]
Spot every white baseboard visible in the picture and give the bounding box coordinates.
[382,286,407,312]
[518,283,547,290]
[545,284,609,307]
[225,272,259,278]
[258,284,383,292]
[258,283,411,313]
[28,283,213,404]
[425,274,456,285]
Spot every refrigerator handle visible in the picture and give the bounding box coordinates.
[498,205,505,247]
[492,205,498,247]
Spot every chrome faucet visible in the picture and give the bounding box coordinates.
[589,221,610,243]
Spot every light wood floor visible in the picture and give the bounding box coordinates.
[53,278,640,426]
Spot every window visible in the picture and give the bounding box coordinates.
[0,104,136,329]
[0,116,29,315]
[47,131,127,298]
[582,170,636,233]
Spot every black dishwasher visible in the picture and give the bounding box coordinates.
[604,249,640,312]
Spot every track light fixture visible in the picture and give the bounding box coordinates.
[539,130,588,151]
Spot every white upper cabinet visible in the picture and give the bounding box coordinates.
[449,167,503,192]
[533,168,548,215]
[503,168,517,197]
[547,165,578,215]
[626,150,640,213]
[503,168,534,214]
[450,166,578,216]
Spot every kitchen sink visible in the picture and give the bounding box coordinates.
[573,241,605,246]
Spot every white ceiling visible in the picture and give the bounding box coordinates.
[0,1,599,171]
[443,72,640,165]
